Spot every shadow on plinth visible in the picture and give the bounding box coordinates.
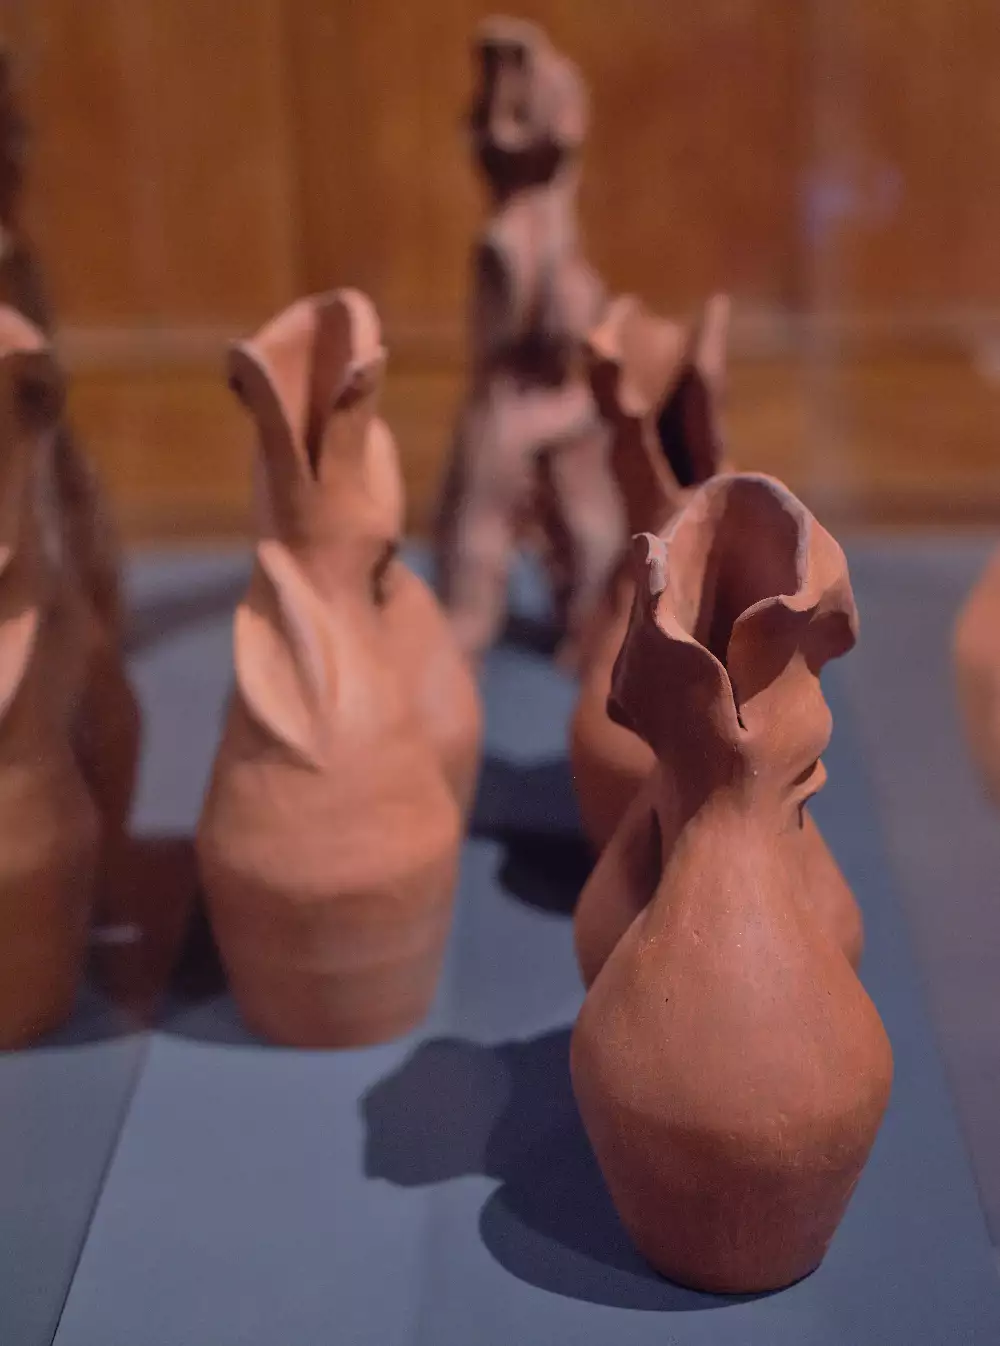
[363,1026,765,1311]
[499,610,563,660]
[155,898,272,1047]
[471,757,592,916]
[125,573,247,658]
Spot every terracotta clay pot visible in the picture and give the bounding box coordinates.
[570,476,891,1293]
[433,18,624,669]
[197,290,472,1047]
[570,294,729,853]
[362,415,482,817]
[0,60,140,880]
[51,429,140,848]
[0,310,99,1047]
[954,546,1000,804]
[574,472,864,982]
[44,418,140,1003]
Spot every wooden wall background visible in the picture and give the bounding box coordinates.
[0,0,998,538]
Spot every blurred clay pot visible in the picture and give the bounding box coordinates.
[570,293,728,852]
[197,291,474,1047]
[0,310,99,1046]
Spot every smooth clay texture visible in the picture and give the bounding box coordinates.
[574,472,865,983]
[0,309,100,1047]
[197,289,480,1048]
[570,292,728,853]
[571,475,890,1293]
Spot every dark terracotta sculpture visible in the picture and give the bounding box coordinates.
[0,309,99,1047]
[954,549,1000,804]
[433,17,623,670]
[0,48,139,891]
[575,473,865,984]
[571,293,729,853]
[570,476,893,1292]
[197,290,477,1047]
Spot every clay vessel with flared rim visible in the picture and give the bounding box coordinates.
[196,290,471,1047]
[0,56,140,921]
[571,476,890,1293]
[570,292,729,852]
[0,308,99,1047]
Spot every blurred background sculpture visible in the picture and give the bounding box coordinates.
[0,309,100,1047]
[570,291,729,854]
[0,48,139,900]
[433,17,622,670]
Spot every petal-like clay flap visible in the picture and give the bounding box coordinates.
[0,499,16,576]
[230,292,389,543]
[310,289,387,480]
[547,55,588,150]
[726,506,858,714]
[234,541,330,770]
[608,532,743,755]
[587,295,682,420]
[0,591,39,723]
[587,299,686,535]
[228,337,311,542]
[365,417,405,539]
[0,310,60,571]
[654,295,729,489]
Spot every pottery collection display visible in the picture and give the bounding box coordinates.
[570,292,729,854]
[570,476,893,1293]
[0,18,909,1307]
[954,547,1000,805]
[196,290,478,1048]
[433,16,623,671]
[0,308,100,1047]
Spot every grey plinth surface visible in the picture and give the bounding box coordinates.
[7,544,999,1345]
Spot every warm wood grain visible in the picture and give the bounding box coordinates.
[68,363,252,540]
[812,1,1000,315]
[285,0,804,326]
[562,1,805,310]
[66,344,1000,542]
[7,1,140,322]
[8,0,297,324]
[0,0,998,539]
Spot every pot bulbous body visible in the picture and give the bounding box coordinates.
[199,707,460,1048]
[385,564,482,818]
[571,475,889,1291]
[572,798,891,1293]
